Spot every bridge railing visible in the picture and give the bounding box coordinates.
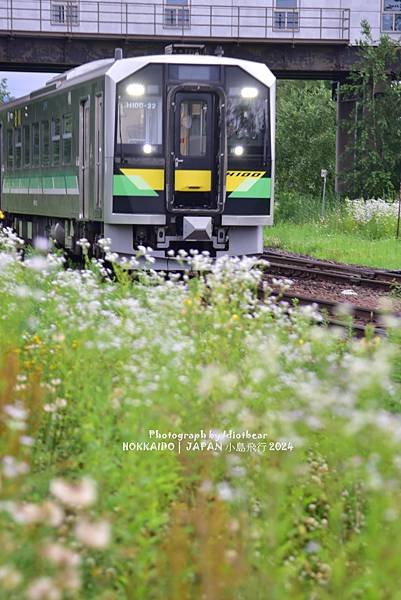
[0,2,350,42]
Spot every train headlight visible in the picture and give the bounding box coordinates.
[233,145,244,156]
[143,144,153,154]
[126,83,145,96]
[240,87,258,99]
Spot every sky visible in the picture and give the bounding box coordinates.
[0,72,59,99]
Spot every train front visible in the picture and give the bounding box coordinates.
[105,55,275,268]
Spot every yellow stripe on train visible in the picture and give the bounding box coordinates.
[175,170,212,192]
[226,171,266,192]
[120,169,164,191]
[120,168,266,193]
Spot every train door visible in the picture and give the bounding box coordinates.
[79,97,90,219]
[167,89,226,214]
[94,93,103,211]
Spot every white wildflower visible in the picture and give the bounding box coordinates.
[77,238,90,250]
[50,477,97,509]
[75,518,111,549]
[42,544,81,568]
[27,577,61,600]
[3,403,27,421]
[33,236,50,252]
[20,435,34,447]
[55,398,67,409]
[2,456,29,478]
[9,502,44,525]
[305,541,321,554]
[217,481,234,502]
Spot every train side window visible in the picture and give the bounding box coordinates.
[14,127,22,168]
[62,114,72,164]
[41,121,50,166]
[6,129,13,169]
[51,117,61,165]
[23,125,30,166]
[32,122,40,166]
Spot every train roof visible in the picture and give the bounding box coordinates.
[1,54,275,109]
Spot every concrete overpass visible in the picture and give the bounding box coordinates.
[0,34,361,79]
[0,0,369,78]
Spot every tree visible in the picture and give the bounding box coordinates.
[342,21,401,198]
[0,78,11,104]
[275,80,336,196]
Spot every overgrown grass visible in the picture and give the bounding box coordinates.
[268,192,401,268]
[265,222,401,269]
[1,228,401,599]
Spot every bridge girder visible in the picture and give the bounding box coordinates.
[0,33,361,79]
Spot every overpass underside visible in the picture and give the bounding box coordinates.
[0,33,359,79]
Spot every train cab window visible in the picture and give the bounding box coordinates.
[14,127,22,168]
[6,129,13,169]
[62,114,72,164]
[41,121,50,166]
[225,67,269,160]
[23,125,30,166]
[179,100,207,156]
[116,64,163,160]
[32,123,40,166]
[51,117,61,165]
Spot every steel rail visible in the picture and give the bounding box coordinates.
[271,290,390,338]
[262,250,401,292]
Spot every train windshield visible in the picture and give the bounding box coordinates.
[116,64,163,159]
[225,67,269,158]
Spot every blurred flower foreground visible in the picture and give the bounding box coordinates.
[0,226,401,599]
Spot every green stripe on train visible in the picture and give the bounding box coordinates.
[2,174,79,193]
[228,177,271,199]
[113,174,158,197]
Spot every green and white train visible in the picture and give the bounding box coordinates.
[0,49,275,268]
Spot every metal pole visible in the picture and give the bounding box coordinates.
[264,6,268,38]
[397,180,401,239]
[321,169,327,218]
[320,7,322,40]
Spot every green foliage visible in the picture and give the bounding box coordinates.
[276,80,336,196]
[343,20,401,198]
[275,190,337,224]
[0,78,11,104]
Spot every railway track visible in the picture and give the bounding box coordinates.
[262,249,401,292]
[276,291,387,338]
[258,250,401,336]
